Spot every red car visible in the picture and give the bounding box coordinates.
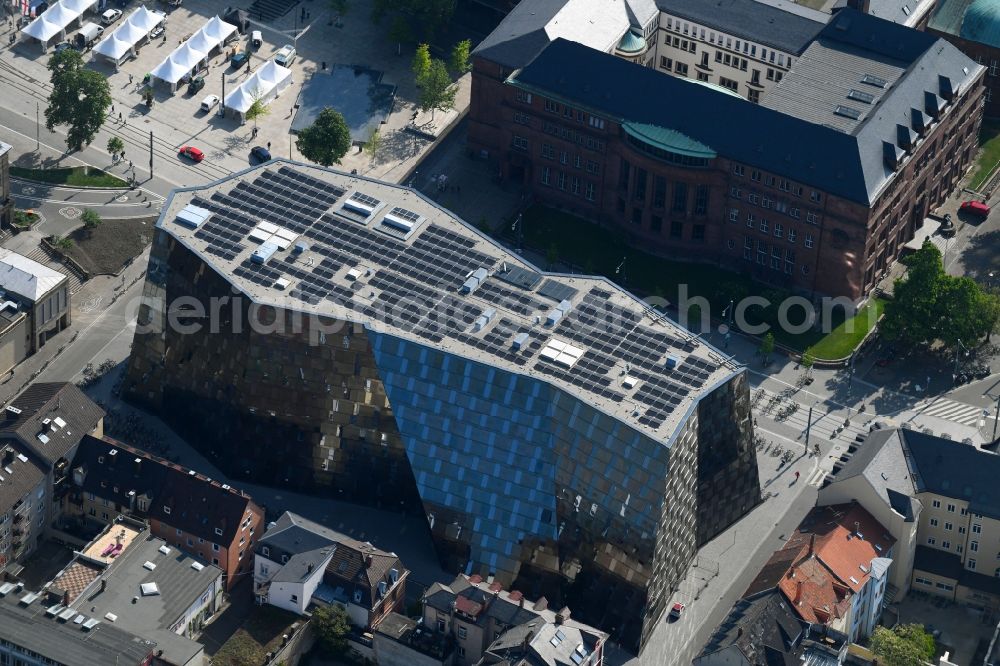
[178,146,205,163]
[669,602,685,621]
[960,200,990,218]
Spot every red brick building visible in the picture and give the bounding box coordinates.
[469,9,985,301]
[68,435,264,590]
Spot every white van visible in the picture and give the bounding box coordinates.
[74,22,103,49]
[250,30,262,49]
[199,94,220,112]
[274,44,295,66]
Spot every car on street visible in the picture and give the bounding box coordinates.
[960,200,990,218]
[250,146,272,163]
[251,30,262,48]
[231,50,250,68]
[178,146,205,163]
[101,8,122,24]
[188,76,205,94]
[53,41,74,52]
[668,602,685,621]
[274,44,295,66]
[199,94,220,112]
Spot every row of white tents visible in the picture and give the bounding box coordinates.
[22,0,97,48]
[224,59,292,122]
[93,6,165,67]
[150,15,237,90]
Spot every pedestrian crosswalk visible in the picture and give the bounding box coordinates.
[914,398,989,427]
[21,247,84,294]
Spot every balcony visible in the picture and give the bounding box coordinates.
[12,513,23,523]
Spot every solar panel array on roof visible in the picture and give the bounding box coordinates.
[494,264,542,290]
[537,279,579,303]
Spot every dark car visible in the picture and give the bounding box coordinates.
[250,146,271,163]
[188,76,205,94]
[231,51,249,68]
[53,41,75,52]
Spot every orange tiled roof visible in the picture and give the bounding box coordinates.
[808,503,895,593]
[777,557,851,625]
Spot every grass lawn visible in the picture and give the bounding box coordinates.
[969,119,1000,191]
[517,205,880,356]
[10,165,128,188]
[213,606,300,666]
[61,216,155,275]
[806,298,885,360]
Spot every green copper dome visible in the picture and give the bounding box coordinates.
[961,0,1000,48]
[616,30,647,55]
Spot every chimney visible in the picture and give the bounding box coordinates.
[365,554,373,568]
[308,564,314,574]
[555,607,571,624]
[100,579,107,593]
[522,630,534,651]
[809,533,816,556]
[796,581,804,605]
[63,590,70,606]
[134,457,141,476]
[519,596,524,609]
[737,627,743,638]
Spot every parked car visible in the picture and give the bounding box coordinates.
[178,146,205,162]
[149,23,164,39]
[274,44,295,66]
[250,30,262,48]
[188,76,205,94]
[74,22,103,49]
[250,146,271,163]
[668,603,685,621]
[101,8,122,25]
[53,41,74,52]
[199,94,219,112]
[960,200,990,218]
[231,50,250,68]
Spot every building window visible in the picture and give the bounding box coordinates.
[695,185,708,214]
[804,234,814,249]
[729,208,739,223]
[784,249,795,274]
[771,247,781,270]
[458,647,466,658]
[727,239,736,250]
[660,56,673,70]
[971,541,979,552]
[809,190,822,203]
[932,500,941,508]
[930,518,939,527]
[973,523,982,534]
[927,537,936,545]
[557,171,566,190]
[458,626,468,640]
[437,618,446,632]
[585,182,595,201]
[747,212,755,228]
[675,62,689,76]
[673,182,687,212]
[942,541,951,549]
[959,526,966,534]
[730,187,741,200]
[541,167,550,186]
[653,177,666,208]
[214,543,221,552]
[759,218,769,234]
[748,90,760,104]
[915,577,932,586]
[586,160,600,175]
[512,136,529,151]
[515,90,532,104]
[757,240,767,265]
[541,143,554,159]
[544,100,559,113]
[947,504,956,513]
[733,164,744,177]
[969,559,977,570]
[588,116,605,130]
[262,546,269,557]
[513,112,530,126]
[719,77,739,92]
[559,150,568,165]
[571,177,580,195]
[692,225,705,241]
[651,216,662,232]
[944,522,952,531]
[670,220,683,239]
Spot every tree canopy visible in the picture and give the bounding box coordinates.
[362,127,382,166]
[312,604,350,655]
[46,49,112,151]
[244,88,270,129]
[106,136,124,157]
[412,43,431,83]
[295,108,352,166]
[881,241,999,349]
[450,39,471,76]
[869,624,935,666]
[418,58,458,119]
[82,208,102,230]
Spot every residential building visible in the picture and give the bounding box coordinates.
[846,0,938,28]
[0,382,104,572]
[421,574,607,666]
[375,613,455,666]
[254,511,407,628]
[695,590,849,666]
[820,428,1000,615]
[0,578,155,666]
[928,0,1000,117]
[66,434,264,590]
[0,247,71,354]
[123,160,761,651]
[743,503,894,642]
[469,9,984,301]
[48,520,223,666]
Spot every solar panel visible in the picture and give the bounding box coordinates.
[537,279,578,303]
[350,192,380,207]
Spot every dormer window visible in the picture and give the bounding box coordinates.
[163,506,171,515]
[282,554,288,564]
[262,546,270,557]
[215,527,223,536]
[353,589,363,604]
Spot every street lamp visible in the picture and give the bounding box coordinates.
[953,338,970,378]
[615,257,626,284]
[511,213,522,251]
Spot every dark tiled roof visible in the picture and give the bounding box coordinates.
[472,0,569,69]
[72,435,259,545]
[0,441,45,514]
[696,591,805,666]
[914,544,964,580]
[828,428,919,521]
[511,38,871,204]
[1,382,104,466]
[660,0,826,55]
[901,429,1000,520]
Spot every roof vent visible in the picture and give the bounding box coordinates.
[512,332,530,350]
[251,242,279,265]
[472,307,497,332]
[545,299,573,327]
[665,355,680,369]
[461,268,489,295]
[176,204,211,229]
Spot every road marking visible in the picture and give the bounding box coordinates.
[913,397,989,426]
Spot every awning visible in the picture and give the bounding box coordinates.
[150,15,237,85]
[902,217,941,251]
[224,59,293,113]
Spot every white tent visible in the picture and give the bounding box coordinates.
[223,59,292,118]
[23,0,97,47]
[149,15,237,89]
[93,7,164,66]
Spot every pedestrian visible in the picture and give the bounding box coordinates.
[246,61,250,75]
[128,73,133,84]
[128,160,133,170]
[111,104,115,114]
[118,111,122,122]
[266,141,271,150]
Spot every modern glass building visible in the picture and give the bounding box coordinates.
[125,161,761,651]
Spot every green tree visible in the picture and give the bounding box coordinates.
[312,604,350,655]
[362,127,382,167]
[46,49,112,151]
[106,136,124,159]
[759,332,775,364]
[51,235,74,250]
[295,107,352,166]
[412,43,431,84]
[449,38,471,76]
[882,241,999,349]
[81,208,102,231]
[869,624,935,666]
[418,58,457,119]
[800,349,815,376]
[244,88,270,130]
[388,14,413,56]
